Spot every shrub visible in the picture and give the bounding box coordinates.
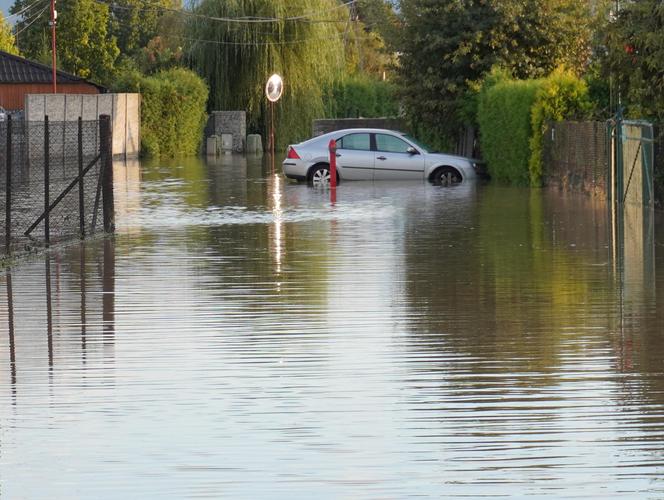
[324,76,399,119]
[477,68,590,185]
[114,67,209,157]
[477,77,541,184]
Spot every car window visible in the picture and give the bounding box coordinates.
[338,133,370,151]
[375,134,412,154]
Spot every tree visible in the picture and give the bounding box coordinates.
[187,0,349,146]
[0,11,19,54]
[109,0,182,57]
[604,0,664,122]
[11,0,119,83]
[396,0,594,144]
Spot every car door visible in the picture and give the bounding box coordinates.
[335,133,374,180]
[373,133,425,180]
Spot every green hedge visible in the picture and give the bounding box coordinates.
[477,69,590,186]
[477,78,541,185]
[323,76,398,119]
[114,68,209,157]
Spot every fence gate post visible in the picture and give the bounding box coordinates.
[99,115,114,233]
[44,115,50,245]
[5,115,12,254]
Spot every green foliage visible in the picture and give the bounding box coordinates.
[477,77,541,185]
[11,0,119,83]
[0,11,18,54]
[528,70,591,185]
[477,69,590,186]
[187,0,347,147]
[109,0,181,57]
[323,76,398,118]
[114,67,208,157]
[604,0,664,122]
[396,0,594,144]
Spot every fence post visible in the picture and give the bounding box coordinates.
[78,117,85,237]
[5,115,12,254]
[99,115,114,233]
[44,115,50,245]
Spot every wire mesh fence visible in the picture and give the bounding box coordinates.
[0,115,114,257]
[542,121,609,197]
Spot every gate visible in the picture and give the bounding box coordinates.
[610,118,655,207]
[0,114,114,257]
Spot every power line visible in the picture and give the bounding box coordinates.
[7,0,48,20]
[14,4,49,36]
[100,0,356,24]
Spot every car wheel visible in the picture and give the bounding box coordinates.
[309,165,331,187]
[432,167,462,186]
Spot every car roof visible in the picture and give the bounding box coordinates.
[298,128,406,146]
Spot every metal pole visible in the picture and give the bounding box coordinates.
[50,0,56,93]
[78,117,85,237]
[100,115,114,233]
[44,115,50,245]
[5,116,12,254]
[270,101,275,174]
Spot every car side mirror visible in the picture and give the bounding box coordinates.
[407,146,419,155]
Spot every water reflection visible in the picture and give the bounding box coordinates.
[1,155,664,498]
[1,239,116,403]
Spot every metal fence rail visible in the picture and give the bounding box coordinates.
[0,115,114,257]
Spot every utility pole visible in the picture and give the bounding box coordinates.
[50,0,57,93]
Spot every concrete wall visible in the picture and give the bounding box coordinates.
[25,93,140,158]
[205,111,246,153]
[312,118,406,137]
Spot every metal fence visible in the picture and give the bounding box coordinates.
[610,119,655,208]
[0,115,114,257]
[542,121,609,197]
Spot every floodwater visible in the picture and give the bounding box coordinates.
[1,155,664,498]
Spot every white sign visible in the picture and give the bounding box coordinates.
[265,74,283,102]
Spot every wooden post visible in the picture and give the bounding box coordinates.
[44,115,50,245]
[5,115,12,254]
[78,117,85,237]
[99,115,114,233]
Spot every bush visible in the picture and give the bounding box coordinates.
[324,76,398,119]
[114,67,209,157]
[477,77,541,184]
[477,68,590,185]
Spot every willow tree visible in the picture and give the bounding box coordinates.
[186,0,348,146]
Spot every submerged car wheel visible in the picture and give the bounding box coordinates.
[432,167,462,186]
[309,165,331,187]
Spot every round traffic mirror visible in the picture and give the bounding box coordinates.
[265,74,283,103]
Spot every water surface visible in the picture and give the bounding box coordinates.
[2,155,664,498]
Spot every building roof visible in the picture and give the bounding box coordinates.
[0,50,106,91]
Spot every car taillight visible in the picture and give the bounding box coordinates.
[287,146,301,160]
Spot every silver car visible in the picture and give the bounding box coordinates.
[282,128,479,186]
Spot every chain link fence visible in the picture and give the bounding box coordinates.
[542,121,609,198]
[0,115,114,257]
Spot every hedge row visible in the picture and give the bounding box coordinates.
[323,76,399,119]
[115,68,209,157]
[477,69,591,186]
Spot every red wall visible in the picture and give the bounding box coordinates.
[0,83,100,110]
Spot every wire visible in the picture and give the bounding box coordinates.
[6,0,48,20]
[14,4,49,36]
[101,0,356,24]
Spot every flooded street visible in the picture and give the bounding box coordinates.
[2,155,664,498]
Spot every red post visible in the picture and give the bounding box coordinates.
[329,139,337,189]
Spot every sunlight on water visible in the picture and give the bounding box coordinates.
[1,155,664,498]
